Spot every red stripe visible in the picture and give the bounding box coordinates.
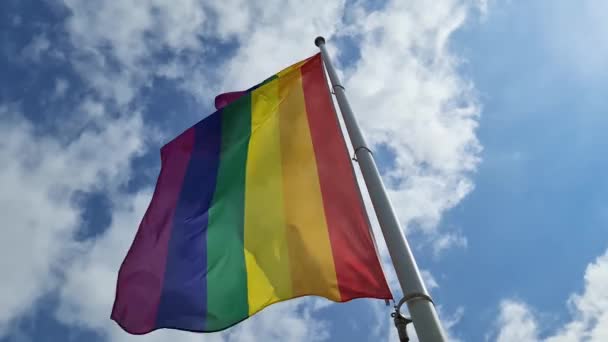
[301,54,392,301]
[111,128,196,334]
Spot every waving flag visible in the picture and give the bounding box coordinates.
[111,53,392,334]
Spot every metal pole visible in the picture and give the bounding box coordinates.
[315,36,447,342]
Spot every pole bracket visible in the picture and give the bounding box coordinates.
[391,293,435,341]
[352,146,372,162]
[392,299,414,342]
[400,292,435,306]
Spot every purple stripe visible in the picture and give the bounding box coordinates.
[215,91,247,110]
[111,127,196,335]
[155,113,222,330]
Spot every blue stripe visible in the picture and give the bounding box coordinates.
[156,112,222,330]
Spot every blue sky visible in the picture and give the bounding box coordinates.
[1,1,607,342]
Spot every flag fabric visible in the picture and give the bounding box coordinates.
[214,90,247,110]
[111,53,392,335]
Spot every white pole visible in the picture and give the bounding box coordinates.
[315,36,447,342]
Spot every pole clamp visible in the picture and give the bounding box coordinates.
[392,309,413,342]
[400,292,435,306]
[391,293,435,342]
[352,146,373,162]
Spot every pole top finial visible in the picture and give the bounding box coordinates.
[314,36,326,47]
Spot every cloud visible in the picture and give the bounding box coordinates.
[61,0,210,106]
[52,78,69,100]
[421,270,440,290]
[54,190,153,336]
[214,0,346,90]
[21,34,50,61]
[432,232,468,257]
[494,300,539,342]
[0,104,144,336]
[443,306,466,342]
[494,249,608,341]
[342,0,482,243]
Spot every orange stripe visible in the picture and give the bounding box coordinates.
[278,66,341,300]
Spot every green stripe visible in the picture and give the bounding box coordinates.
[206,94,251,330]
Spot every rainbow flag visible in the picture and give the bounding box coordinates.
[111,53,392,334]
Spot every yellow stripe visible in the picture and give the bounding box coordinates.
[279,69,341,300]
[244,79,292,315]
[276,56,314,78]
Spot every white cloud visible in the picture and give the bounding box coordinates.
[494,300,539,342]
[55,190,153,335]
[215,0,346,90]
[421,270,440,290]
[344,0,481,239]
[443,306,466,342]
[0,105,144,336]
[61,0,210,106]
[432,232,468,257]
[494,249,608,341]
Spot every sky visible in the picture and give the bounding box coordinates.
[1,0,607,341]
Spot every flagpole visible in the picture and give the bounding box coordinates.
[315,37,447,342]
